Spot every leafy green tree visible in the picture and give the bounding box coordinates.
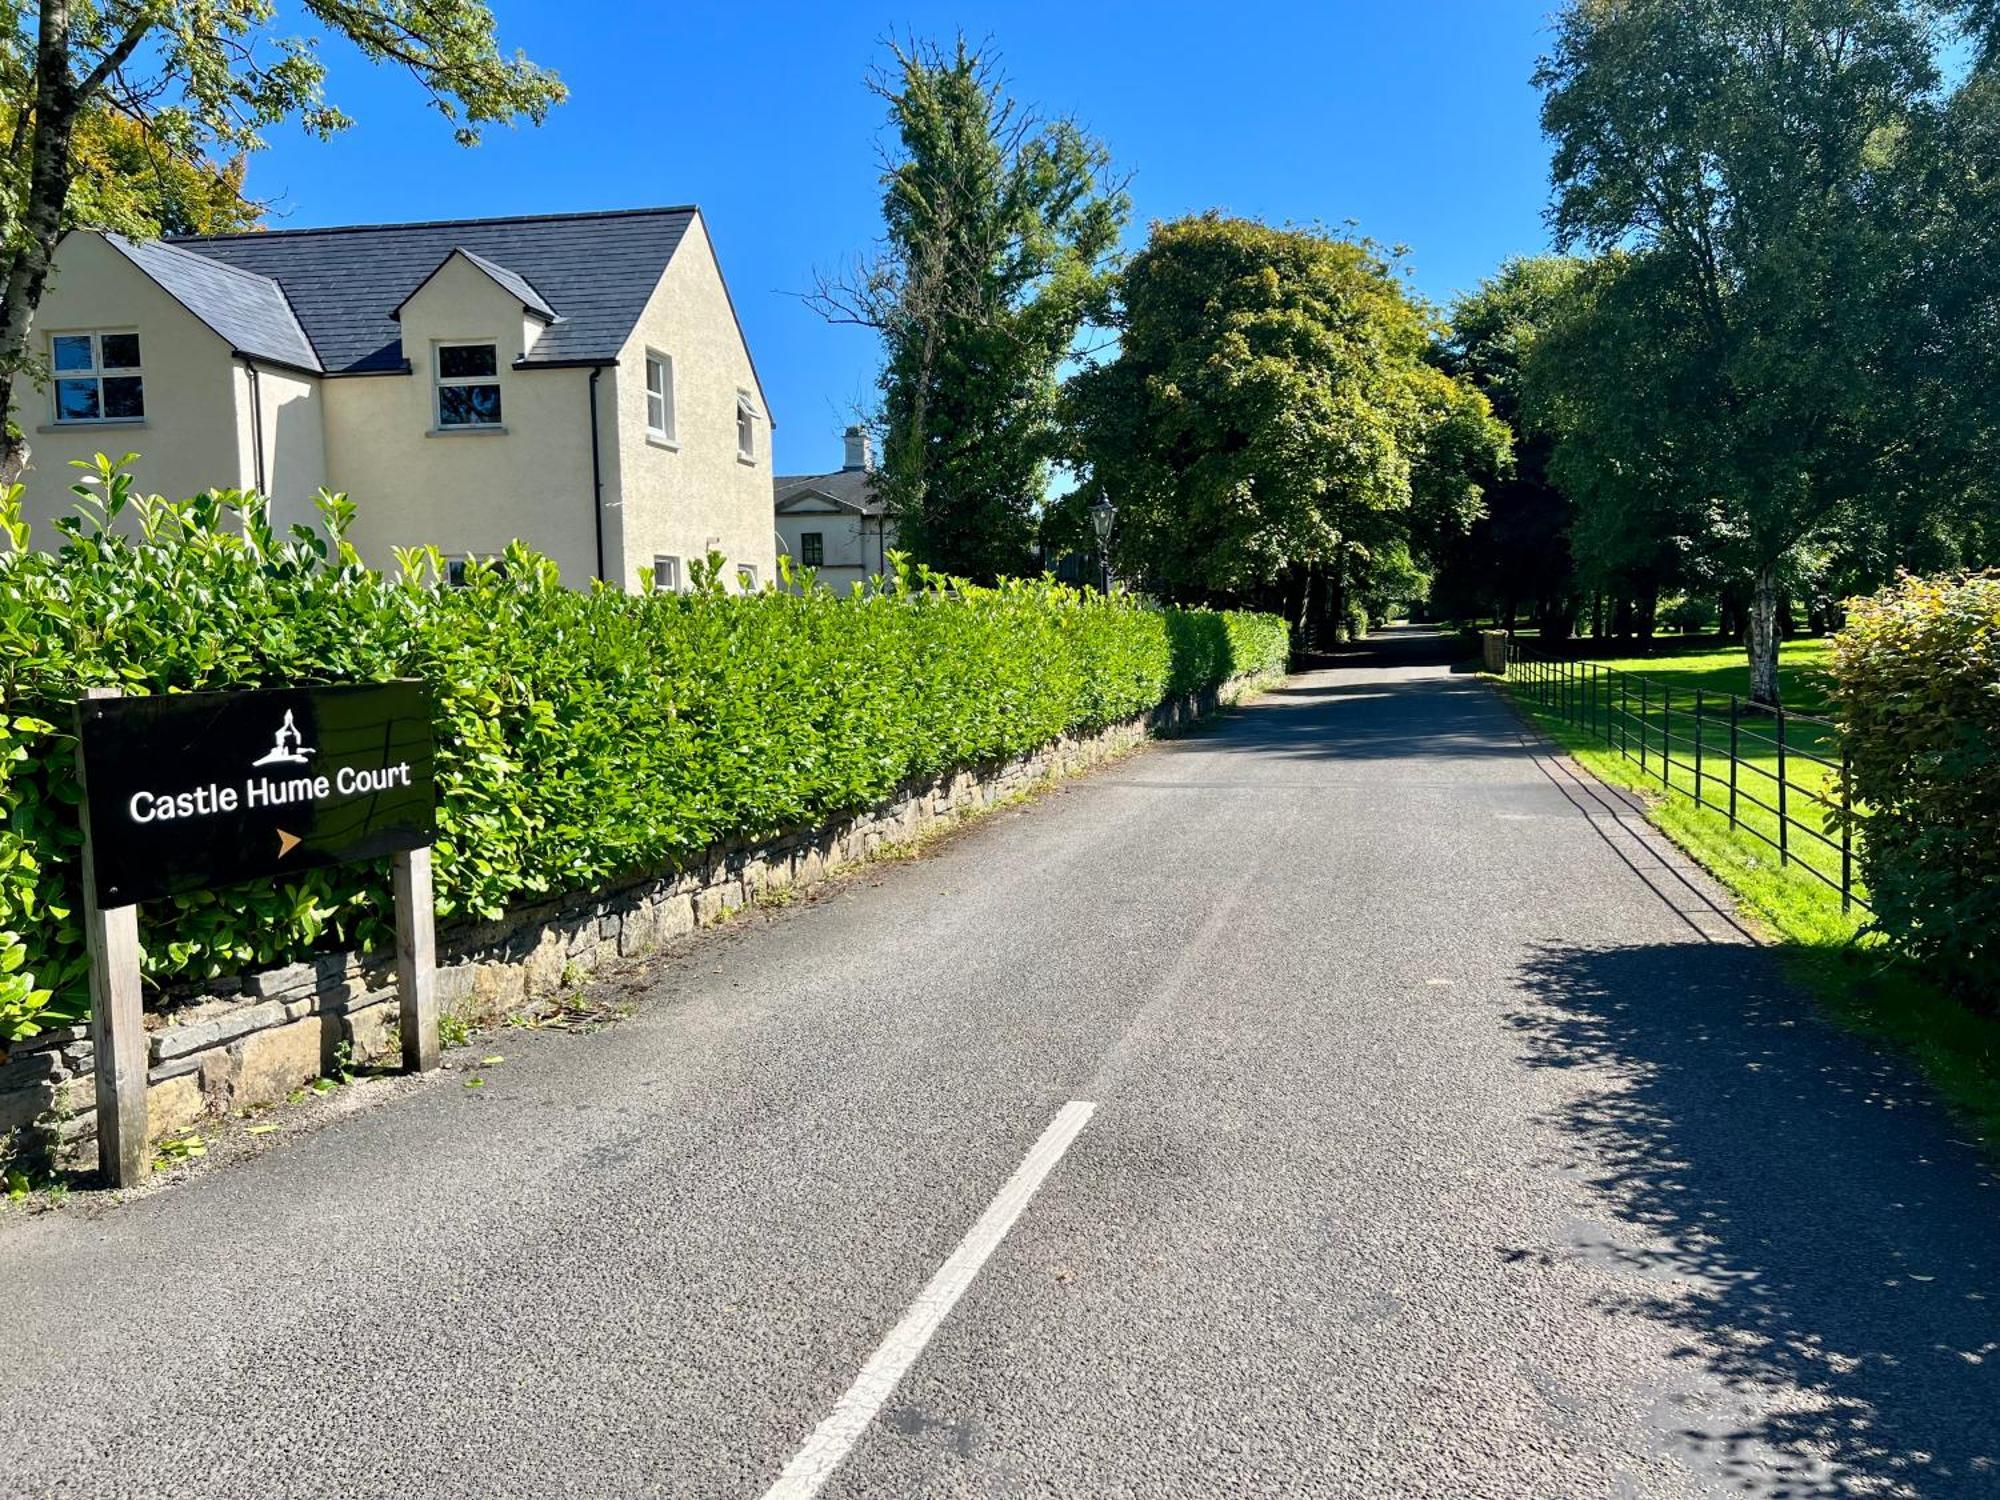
[810,37,1127,583]
[1429,256,1584,637]
[1535,0,1967,703]
[1066,213,1505,642]
[1523,250,1719,641]
[1,0,565,479]
[2,102,259,238]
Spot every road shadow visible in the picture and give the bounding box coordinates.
[1194,672,1522,762]
[1508,940,2000,1496]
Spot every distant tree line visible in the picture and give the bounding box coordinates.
[830,3,1999,700]
[1425,0,2000,703]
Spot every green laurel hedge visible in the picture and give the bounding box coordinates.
[1831,572,2000,1004]
[0,466,1287,1043]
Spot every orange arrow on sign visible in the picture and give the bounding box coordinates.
[276,828,302,858]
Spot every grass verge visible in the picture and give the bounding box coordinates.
[1506,682,2000,1154]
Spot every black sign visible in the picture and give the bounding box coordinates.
[77,681,436,906]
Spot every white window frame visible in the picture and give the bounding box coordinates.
[434,341,503,430]
[652,555,681,592]
[50,329,144,424]
[736,390,758,463]
[645,350,677,446]
[737,563,759,591]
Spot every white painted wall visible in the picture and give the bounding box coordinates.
[775,505,895,592]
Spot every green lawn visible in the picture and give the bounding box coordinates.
[1504,675,2000,1155]
[1509,637,1852,897]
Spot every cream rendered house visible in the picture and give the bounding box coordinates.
[18,206,775,591]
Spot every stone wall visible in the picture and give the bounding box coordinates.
[1482,630,1512,674]
[0,674,1268,1172]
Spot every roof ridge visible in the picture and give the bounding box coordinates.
[115,232,284,290]
[174,204,700,244]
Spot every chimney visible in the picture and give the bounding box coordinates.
[842,426,874,472]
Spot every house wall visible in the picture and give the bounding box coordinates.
[16,232,248,539]
[608,214,774,593]
[233,361,328,535]
[775,506,895,592]
[326,253,603,586]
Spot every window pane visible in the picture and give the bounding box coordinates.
[738,413,753,455]
[439,383,502,426]
[102,376,144,419]
[52,336,94,372]
[653,556,679,590]
[801,532,824,566]
[99,333,141,370]
[646,357,664,397]
[55,379,100,421]
[438,344,497,379]
[647,391,666,431]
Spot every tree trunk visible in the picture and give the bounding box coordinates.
[1747,565,1782,707]
[1590,591,1604,640]
[0,2,88,483]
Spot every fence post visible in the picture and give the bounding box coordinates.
[1639,677,1649,774]
[1840,742,1853,913]
[1693,688,1704,807]
[1776,706,1789,867]
[1619,673,1628,755]
[1728,696,1740,829]
[1660,685,1672,788]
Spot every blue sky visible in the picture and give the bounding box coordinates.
[244,2,1560,474]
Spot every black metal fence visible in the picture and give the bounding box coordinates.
[1504,640,1865,911]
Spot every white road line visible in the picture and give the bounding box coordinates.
[758,1100,1098,1500]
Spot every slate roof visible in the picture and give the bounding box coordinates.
[173,206,698,374]
[105,235,320,373]
[774,466,886,516]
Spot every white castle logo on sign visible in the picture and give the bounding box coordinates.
[251,710,315,768]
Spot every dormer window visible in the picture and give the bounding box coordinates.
[736,390,757,462]
[51,331,143,423]
[435,342,502,428]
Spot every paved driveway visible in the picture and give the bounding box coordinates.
[6,626,1996,1498]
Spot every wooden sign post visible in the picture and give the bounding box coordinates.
[76,687,149,1188]
[73,681,440,1187]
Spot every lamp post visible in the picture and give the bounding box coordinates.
[1088,496,1115,594]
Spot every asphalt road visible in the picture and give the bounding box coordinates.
[7,626,1998,1499]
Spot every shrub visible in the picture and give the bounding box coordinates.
[1659,596,1718,634]
[0,467,1288,1043]
[1831,572,2000,1003]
